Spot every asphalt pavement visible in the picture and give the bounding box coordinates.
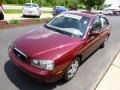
[4,13,53,20]
[3,5,53,12]
[0,16,120,90]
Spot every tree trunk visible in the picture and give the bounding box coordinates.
[87,6,91,12]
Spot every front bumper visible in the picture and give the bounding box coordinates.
[8,48,63,83]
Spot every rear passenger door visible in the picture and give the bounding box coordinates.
[99,17,110,45]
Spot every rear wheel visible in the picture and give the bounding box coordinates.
[23,15,26,17]
[37,15,40,18]
[100,36,109,48]
[63,57,80,81]
[108,13,112,16]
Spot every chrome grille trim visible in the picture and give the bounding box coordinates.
[14,48,27,58]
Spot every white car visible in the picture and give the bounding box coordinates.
[23,3,41,17]
[0,7,4,20]
[102,9,113,15]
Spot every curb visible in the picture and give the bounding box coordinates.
[0,20,9,28]
[95,50,120,90]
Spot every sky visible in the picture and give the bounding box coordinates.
[105,0,120,5]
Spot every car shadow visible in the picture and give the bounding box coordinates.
[4,60,66,90]
[22,15,39,18]
[4,46,105,90]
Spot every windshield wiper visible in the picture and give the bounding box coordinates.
[53,28,73,36]
[44,25,72,36]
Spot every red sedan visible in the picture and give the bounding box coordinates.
[8,11,111,83]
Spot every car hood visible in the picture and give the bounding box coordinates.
[14,27,82,58]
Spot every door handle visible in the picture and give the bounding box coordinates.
[86,36,95,43]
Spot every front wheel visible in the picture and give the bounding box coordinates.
[63,57,80,81]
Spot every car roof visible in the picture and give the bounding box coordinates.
[64,11,103,18]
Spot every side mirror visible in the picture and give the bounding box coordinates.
[89,25,99,36]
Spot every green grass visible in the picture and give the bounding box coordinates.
[9,19,20,25]
[4,9,22,14]
[3,9,52,14]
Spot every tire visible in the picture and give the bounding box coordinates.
[108,13,112,16]
[100,36,109,48]
[37,15,40,18]
[63,57,80,81]
[23,15,26,17]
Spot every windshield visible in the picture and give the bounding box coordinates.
[45,14,90,37]
[25,4,37,7]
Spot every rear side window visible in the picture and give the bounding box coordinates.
[100,17,109,28]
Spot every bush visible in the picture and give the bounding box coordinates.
[77,4,83,9]
[9,19,20,24]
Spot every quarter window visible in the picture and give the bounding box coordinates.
[100,17,109,28]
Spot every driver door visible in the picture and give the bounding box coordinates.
[81,16,102,61]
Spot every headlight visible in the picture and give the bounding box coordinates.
[31,59,54,70]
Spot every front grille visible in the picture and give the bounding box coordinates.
[13,48,27,62]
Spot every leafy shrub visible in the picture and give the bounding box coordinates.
[9,19,20,25]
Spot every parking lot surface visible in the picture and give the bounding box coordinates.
[0,16,120,90]
[4,13,53,20]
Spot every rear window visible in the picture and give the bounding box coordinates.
[25,4,37,7]
[56,6,65,9]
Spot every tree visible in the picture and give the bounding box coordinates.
[95,0,105,10]
[80,0,105,12]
